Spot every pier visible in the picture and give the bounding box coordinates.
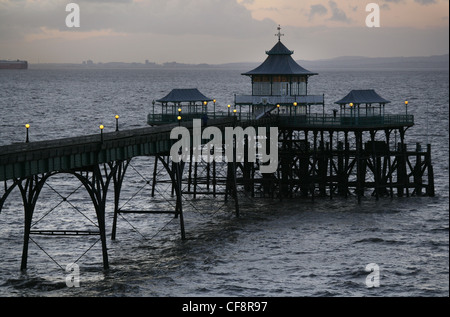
[0,30,435,272]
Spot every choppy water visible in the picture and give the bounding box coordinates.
[0,66,448,297]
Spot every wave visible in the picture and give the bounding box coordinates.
[353,237,405,245]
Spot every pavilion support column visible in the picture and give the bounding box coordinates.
[329,131,334,199]
[384,129,393,198]
[370,130,380,200]
[337,141,347,196]
[396,128,408,197]
[355,131,364,204]
[426,144,435,197]
[413,143,423,196]
[318,131,326,197]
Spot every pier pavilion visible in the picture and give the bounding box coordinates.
[336,89,391,117]
[230,27,429,202]
[148,88,214,125]
[235,27,324,119]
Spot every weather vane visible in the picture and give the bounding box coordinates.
[275,25,284,41]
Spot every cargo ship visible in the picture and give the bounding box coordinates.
[0,60,28,69]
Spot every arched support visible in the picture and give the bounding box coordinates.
[17,173,55,271]
[71,164,118,270]
[0,179,20,214]
[109,156,186,241]
[156,155,186,240]
[111,160,131,241]
[16,164,117,271]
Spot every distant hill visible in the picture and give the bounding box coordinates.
[218,54,449,71]
[298,54,449,70]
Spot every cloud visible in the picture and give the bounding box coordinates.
[328,1,351,23]
[239,0,255,5]
[382,0,437,5]
[0,0,448,64]
[99,0,275,38]
[308,4,328,21]
[414,0,437,5]
[0,0,276,39]
[297,25,449,60]
[0,0,279,63]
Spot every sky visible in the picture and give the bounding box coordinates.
[0,0,448,64]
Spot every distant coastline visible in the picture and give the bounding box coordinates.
[28,54,449,71]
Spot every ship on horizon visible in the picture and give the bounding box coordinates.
[0,60,28,70]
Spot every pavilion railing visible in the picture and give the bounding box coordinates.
[277,114,414,128]
[147,112,253,125]
[148,112,414,128]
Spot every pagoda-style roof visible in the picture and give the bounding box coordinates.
[266,41,294,55]
[335,90,391,105]
[242,40,318,77]
[156,88,213,103]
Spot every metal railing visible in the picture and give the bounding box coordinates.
[148,112,254,125]
[235,95,325,105]
[148,112,414,128]
[278,114,414,128]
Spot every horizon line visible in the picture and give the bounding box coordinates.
[20,52,449,67]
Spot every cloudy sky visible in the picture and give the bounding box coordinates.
[0,0,448,64]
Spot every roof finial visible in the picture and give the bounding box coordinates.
[275,25,284,41]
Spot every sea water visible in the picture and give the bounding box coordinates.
[0,67,448,297]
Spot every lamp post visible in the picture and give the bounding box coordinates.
[277,104,280,116]
[100,124,104,143]
[25,124,30,143]
[177,115,182,126]
[115,115,120,132]
[228,104,231,116]
[213,99,216,119]
[293,102,298,116]
[203,101,208,115]
[405,100,408,116]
